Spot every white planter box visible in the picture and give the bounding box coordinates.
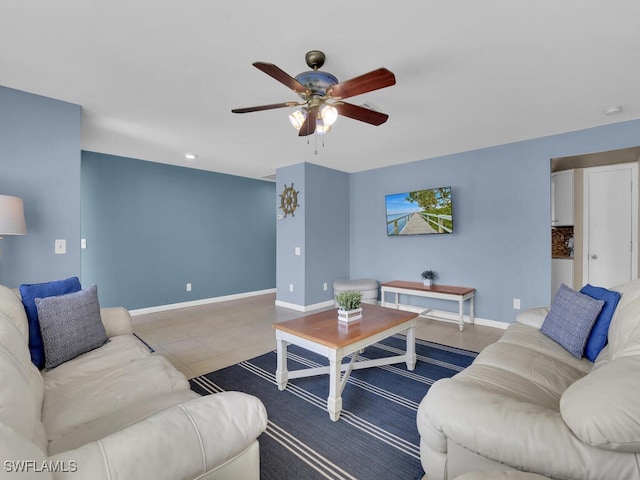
[338,307,363,323]
[423,279,433,287]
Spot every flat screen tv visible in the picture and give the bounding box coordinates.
[385,186,453,236]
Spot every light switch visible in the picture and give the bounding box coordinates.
[55,239,66,255]
[81,238,87,249]
[295,247,301,256]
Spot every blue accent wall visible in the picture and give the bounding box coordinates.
[305,163,350,305]
[81,152,276,309]
[276,163,306,306]
[350,119,640,323]
[0,87,81,287]
[276,162,349,307]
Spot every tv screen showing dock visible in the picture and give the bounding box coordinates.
[385,186,453,236]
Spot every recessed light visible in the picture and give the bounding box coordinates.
[184,153,197,160]
[604,106,623,116]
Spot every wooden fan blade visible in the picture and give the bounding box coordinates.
[253,62,308,95]
[298,108,317,136]
[231,102,297,114]
[334,102,389,126]
[327,68,396,100]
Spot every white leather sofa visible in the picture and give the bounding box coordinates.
[0,284,267,479]
[417,278,640,480]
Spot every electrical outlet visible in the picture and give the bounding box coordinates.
[513,298,521,310]
[54,239,66,255]
[289,284,294,292]
[323,282,328,291]
[186,283,192,292]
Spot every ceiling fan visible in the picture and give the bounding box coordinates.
[231,50,396,137]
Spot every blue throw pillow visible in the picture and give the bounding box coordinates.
[579,284,621,362]
[541,283,604,358]
[19,277,82,369]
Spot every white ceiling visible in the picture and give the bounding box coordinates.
[2,0,639,180]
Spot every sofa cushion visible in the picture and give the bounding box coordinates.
[0,422,51,479]
[47,393,267,480]
[19,277,82,369]
[606,278,640,360]
[0,285,29,341]
[450,324,591,414]
[0,343,47,449]
[579,284,621,362]
[0,309,38,379]
[541,284,604,358]
[516,306,549,329]
[47,390,200,455]
[42,335,152,389]
[455,472,552,480]
[42,354,189,439]
[561,355,640,452]
[498,323,592,375]
[418,375,638,480]
[35,285,108,370]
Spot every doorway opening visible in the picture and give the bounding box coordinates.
[550,146,640,297]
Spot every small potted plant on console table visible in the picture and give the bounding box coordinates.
[336,290,363,323]
[421,270,437,287]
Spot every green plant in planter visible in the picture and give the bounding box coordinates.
[336,290,363,311]
[421,270,437,281]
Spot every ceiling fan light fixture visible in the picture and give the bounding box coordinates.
[316,119,331,135]
[289,109,307,130]
[232,50,396,146]
[320,104,338,126]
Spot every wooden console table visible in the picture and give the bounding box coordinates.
[380,281,475,331]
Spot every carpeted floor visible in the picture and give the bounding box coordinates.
[190,334,477,480]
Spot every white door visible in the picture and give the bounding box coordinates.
[583,163,638,288]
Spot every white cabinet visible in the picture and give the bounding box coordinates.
[551,170,574,226]
[552,258,574,297]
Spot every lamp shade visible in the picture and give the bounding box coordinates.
[0,195,27,235]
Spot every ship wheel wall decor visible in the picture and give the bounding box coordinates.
[279,183,300,217]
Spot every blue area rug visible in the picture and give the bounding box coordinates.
[190,334,477,480]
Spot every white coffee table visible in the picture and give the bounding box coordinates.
[273,304,418,421]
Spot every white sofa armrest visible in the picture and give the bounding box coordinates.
[49,392,267,480]
[100,307,133,337]
[420,378,637,479]
[516,306,550,329]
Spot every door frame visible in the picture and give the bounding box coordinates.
[583,162,638,285]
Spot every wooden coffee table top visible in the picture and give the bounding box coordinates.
[273,303,417,349]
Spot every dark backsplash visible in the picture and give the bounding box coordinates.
[552,226,574,258]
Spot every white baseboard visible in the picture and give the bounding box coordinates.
[274,299,335,312]
[130,288,277,317]
[130,294,509,330]
[386,303,508,330]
